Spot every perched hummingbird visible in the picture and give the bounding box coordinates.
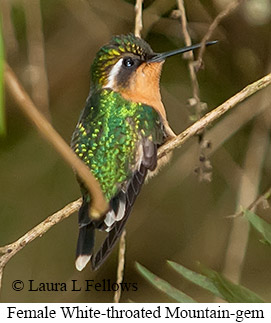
[71,34,216,271]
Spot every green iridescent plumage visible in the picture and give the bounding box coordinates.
[71,88,163,201]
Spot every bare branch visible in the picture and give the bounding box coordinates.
[174,1,244,182]
[134,0,143,37]
[175,0,200,107]
[1,71,270,292]
[226,184,271,220]
[0,198,82,290]
[174,0,213,182]
[1,0,269,299]
[114,229,126,303]
[158,72,271,159]
[232,187,271,219]
[4,63,108,217]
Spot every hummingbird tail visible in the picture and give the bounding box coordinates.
[75,198,95,271]
[75,224,95,271]
[91,164,148,270]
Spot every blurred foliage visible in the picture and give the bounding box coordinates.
[0,15,5,136]
[137,261,264,302]
[0,0,271,302]
[136,262,196,303]
[200,265,265,303]
[244,209,271,245]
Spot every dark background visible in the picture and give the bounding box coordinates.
[1,0,271,302]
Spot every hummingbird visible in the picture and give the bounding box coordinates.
[71,34,216,271]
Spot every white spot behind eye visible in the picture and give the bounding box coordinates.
[104,58,123,89]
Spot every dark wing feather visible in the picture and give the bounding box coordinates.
[91,164,148,270]
[91,137,159,270]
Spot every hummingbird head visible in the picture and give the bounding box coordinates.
[91,34,155,88]
[91,34,217,118]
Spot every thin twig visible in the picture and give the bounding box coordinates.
[4,63,108,217]
[113,229,126,303]
[158,72,271,159]
[175,0,212,181]
[134,0,143,37]
[113,0,144,303]
[196,0,244,69]
[175,0,200,111]
[175,0,244,182]
[228,187,271,219]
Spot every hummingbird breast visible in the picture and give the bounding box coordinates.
[119,61,165,118]
[72,88,164,203]
[118,61,176,140]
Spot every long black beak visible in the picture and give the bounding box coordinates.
[148,40,218,63]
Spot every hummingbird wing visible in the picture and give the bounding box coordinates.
[71,89,166,271]
[91,137,158,270]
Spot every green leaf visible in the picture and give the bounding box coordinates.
[201,266,264,303]
[135,262,196,303]
[244,209,271,245]
[0,15,5,136]
[167,260,223,299]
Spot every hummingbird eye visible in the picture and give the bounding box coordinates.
[123,57,135,68]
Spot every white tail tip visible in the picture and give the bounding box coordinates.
[75,255,91,271]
